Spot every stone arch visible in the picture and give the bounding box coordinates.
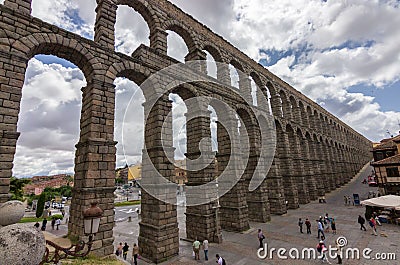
[266,81,277,96]
[11,33,99,83]
[296,127,305,139]
[230,59,245,73]
[250,72,271,110]
[279,89,291,119]
[202,44,223,62]
[164,20,199,54]
[170,83,199,101]
[298,101,308,127]
[289,95,300,122]
[105,60,155,100]
[116,0,161,35]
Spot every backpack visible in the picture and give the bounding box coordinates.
[222,258,226,265]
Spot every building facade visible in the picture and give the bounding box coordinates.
[372,134,400,195]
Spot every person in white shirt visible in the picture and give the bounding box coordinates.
[55,218,61,230]
[203,239,209,261]
[216,254,224,265]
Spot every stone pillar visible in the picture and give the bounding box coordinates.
[325,143,337,191]
[244,124,271,222]
[338,148,347,184]
[0,132,19,203]
[94,0,117,50]
[270,95,283,117]
[299,106,308,128]
[185,105,222,243]
[290,132,310,204]
[276,128,299,209]
[302,137,317,200]
[311,139,326,196]
[344,149,353,182]
[292,105,302,124]
[138,95,179,263]
[217,62,231,87]
[68,82,117,257]
[138,94,179,263]
[238,75,252,104]
[4,0,31,14]
[320,142,331,193]
[330,145,341,188]
[266,158,287,214]
[281,97,292,121]
[0,55,26,203]
[185,48,207,74]
[150,28,168,54]
[217,120,250,232]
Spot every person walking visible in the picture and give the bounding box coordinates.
[116,242,123,257]
[358,215,367,231]
[132,243,139,265]
[316,219,325,239]
[193,238,201,260]
[331,218,337,234]
[55,218,61,230]
[336,237,343,264]
[324,213,330,233]
[41,218,47,231]
[305,218,312,234]
[316,240,331,264]
[216,254,226,265]
[298,218,304,233]
[51,218,56,230]
[203,239,209,261]
[258,229,265,249]
[122,242,129,260]
[369,217,377,236]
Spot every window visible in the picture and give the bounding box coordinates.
[375,152,384,161]
[386,167,399,178]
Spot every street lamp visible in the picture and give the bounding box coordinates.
[40,202,103,264]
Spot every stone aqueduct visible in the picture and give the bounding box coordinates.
[0,0,372,263]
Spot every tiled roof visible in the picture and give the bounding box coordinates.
[373,140,397,151]
[392,134,400,142]
[372,154,400,166]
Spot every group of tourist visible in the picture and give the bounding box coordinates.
[192,238,227,264]
[115,242,139,265]
[358,214,379,236]
[33,217,61,231]
[344,195,354,206]
[297,213,337,237]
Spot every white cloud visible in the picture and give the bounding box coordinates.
[115,5,150,55]
[31,0,95,38]
[14,58,85,177]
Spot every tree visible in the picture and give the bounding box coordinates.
[9,177,31,201]
[36,192,46,218]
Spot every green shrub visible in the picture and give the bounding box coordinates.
[36,192,46,218]
[51,214,64,220]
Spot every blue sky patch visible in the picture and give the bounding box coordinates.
[348,81,400,112]
[34,55,78,69]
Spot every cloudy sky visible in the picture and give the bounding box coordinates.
[2,0,400,177]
